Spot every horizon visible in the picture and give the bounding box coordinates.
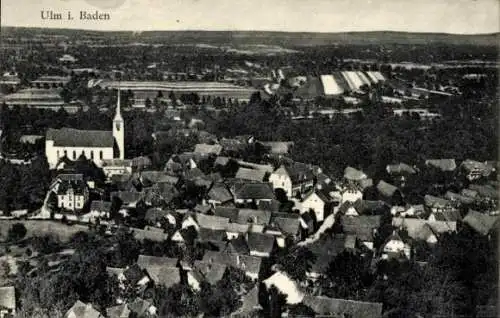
[2,0,499,35]
[2,25,499,36]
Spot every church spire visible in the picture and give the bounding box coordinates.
[114,84,123,121]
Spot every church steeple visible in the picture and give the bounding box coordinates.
[113,87,125,160]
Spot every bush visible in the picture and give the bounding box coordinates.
[7,223,27,242]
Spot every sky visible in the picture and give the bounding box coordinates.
[2,0,499,34]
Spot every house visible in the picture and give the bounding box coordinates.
[51,174,90,212]
[376,180,403,205]
[463,210,498,236]
[138,170,180,187]
[84,200,112,223]
[427,209,462,223]
[110,191,144,210]
[144,208,176,227]
[101,159,133,178]
[267,213,302,245]
[302,295,383,318]
[235,167,267,182]
[232,182,276,204]
[214,206,240,221]
[392,217,456,243]
[381,231,411,260]
[386,162,417,175]
[444,191,475,205]
[0,286,15,318]
[64,300,103,318]
[459,160,494,181]
[340,185,364,203]
[131,156,153,171]
[424,195,456,214]
[144,182,180,206]
[197,228,227,246]
[340,215,381,250]
[469,184,499,201]
[390,204,425,218]
[106,304,131,318]
[236,209,272,226]
[187,261,228,291]
[224,235,251,255]
[263,271,304,304]
[343,166,368,182]
[268,163,315,198]
[425,159,457,172]
[136,255,180,288]
[131,228,168,242]
[194,143,223,156]
[247,232,275,257]
[226,223,251,240]
[207,183,233,206]
[196,213,230,231]
[299,189,334,223]
[230,286,262,317]
[202,251,262,280]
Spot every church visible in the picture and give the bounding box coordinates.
[45,90,125,169]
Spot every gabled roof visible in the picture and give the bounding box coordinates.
[386,163,417,175]
[247,232,274,255]
[194,143,223,155]
[376,180,400,197]
[111,191,143,205]
[131,228,168,242]
[214,156,231,166]
[341,215,381,242]
[281,162,316,183]
[237,209,272,225]
[106,304,131,318]
[208,183,233,203]
[137,255,178,269]
[233,182,275,200]
[425,159,457,171]
[230,286,262,317]
[344,166,367,181]
[47,127,114,148]
[424,195,451,207]
[225,235,250,254]
[144,208,171,223]
[0,286,15,311]
[270,216,301,236]
[430,209,462,222]
[257,199,281,211]
[202,251,262,275]
[263,271,304,304]
[214,206,240,221]
[226,223,250,234]
[392,217,456,240]
[123,264,146,285]
[302,295,383,318]
[139,170,179,185]
[198,228,227,242]
[128,298,154,317]
[145,266,180,288]
[196,213,230,230]
[235,167,267,182]
[463,210,499,235]
[308,234,348,274]
[469,184,499,199]
[64,300,102,318]
[192,261,227,285]
[444,191,475,205]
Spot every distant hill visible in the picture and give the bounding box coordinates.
[1,27,498,47]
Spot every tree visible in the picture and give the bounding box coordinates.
[158,283,200,317]
[259,284,287,318]
[276,246,315,282]
[8,223,27,242]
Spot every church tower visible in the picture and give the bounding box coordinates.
[113,88,125,160]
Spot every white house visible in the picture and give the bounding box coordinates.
[268,164,315,198]
[46,89,125,169]
[299,190,331,222]
[50,174,90,212]
[382,232,411,260]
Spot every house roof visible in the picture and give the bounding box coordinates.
[123,264,145,284]
[308,234,348,274]
[208,183,233,203]
[461,189,479,198]
[424,195,451,207]
[270,216,301,236]
[151,182,180,202]
[341,215,381,242]
[263,271,304,304]
[144,208,171,223]
[425,159,457,171]
[469,184,499,199]
[237,209,272,225]
[128,298,154,317]
[376,180,399,197]
[352,199,388,215]
[344,166,367,181]
[463,210,499,236]
[64,300,102,318]
[226,223,250,233]
[430,209,462,222]
[194,143,223,155]
[247,232,274,255]
[214,156,231,166]
[231,286,262,317]
[106,304,131,318]
[145,266,180,288]
[0,286,15,310]
[111,191,143,205]
[282,163,316,183]
[302,295,383,318]
[257,199,281,211]
[192,261,227,285]
[202,251,262,275]
[139,170,179,185]
[233,182,275,200]
[89,200,112,213]
[214,206,240,221]
[198,228,227,242]
[47,127,114,148]
[392,217,456,240]
[444,191,475,205]
[137,255,178,270]
[196,213,230,230]
[131,228,168,242]
[386,163,417,175]
[261,141,294,154]
[235,167,267,182]
[225,235,250,254]
[460,160,493,176]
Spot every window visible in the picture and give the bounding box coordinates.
[64,150,67,157]
[90,151,94,159]
[99,151,103,160]
[72,151,76,159]
[56,150,60,158]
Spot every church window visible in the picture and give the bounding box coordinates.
[57,150,60,158]
[90,151,94,159]
[99,151,103,160]
[64,150,67,157]
[72,151,76,159]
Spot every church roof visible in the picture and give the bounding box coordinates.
[47,127,114,148]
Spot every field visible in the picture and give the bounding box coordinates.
[0,220,88,242]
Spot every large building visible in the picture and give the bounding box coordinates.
[45,90,125,169]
